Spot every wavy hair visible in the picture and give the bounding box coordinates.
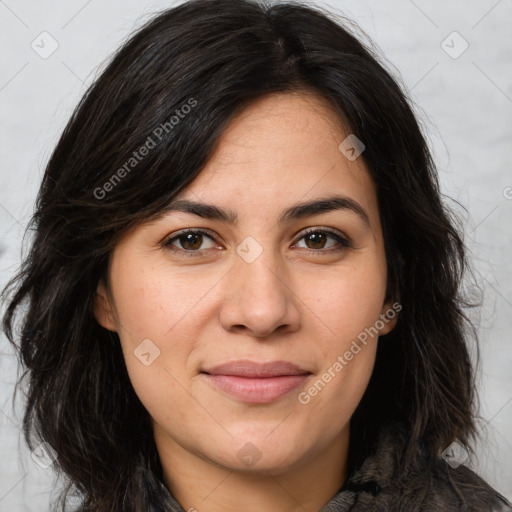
[1,0,485,509]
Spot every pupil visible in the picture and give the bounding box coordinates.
[183,233,201,250]
[307,232,325,249]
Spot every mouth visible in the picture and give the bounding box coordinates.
[200,360,312,404]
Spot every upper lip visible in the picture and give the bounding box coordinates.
[201,360,311,378]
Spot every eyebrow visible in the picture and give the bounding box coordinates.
[159,194,371,229]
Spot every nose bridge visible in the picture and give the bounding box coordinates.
[234,235,286,304]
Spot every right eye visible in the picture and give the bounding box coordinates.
[162,229,220,257]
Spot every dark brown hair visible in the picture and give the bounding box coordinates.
[1,0,488,509]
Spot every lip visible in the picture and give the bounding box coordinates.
[201,360,312,404]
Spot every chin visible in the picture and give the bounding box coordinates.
[203,430,311,475]
[213,447,305,475]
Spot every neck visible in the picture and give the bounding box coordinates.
[153,424,349,512]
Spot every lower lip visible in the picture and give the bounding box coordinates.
[202,374,310,403]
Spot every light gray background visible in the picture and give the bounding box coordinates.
[1,0,511,510]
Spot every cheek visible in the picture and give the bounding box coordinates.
[297,276,382,427]
[109,263,220,419]
[300,261,387,346]
[110,259,220,345]
[293,260,385,410]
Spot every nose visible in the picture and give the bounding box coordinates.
[219,247,301,339]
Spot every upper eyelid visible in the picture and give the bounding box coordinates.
[164,227,217,243]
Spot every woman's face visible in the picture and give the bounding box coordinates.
[94,91,397,476]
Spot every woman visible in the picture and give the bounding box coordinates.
[2,0,510,510]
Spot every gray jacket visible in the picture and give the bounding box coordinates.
[143,421,512,511]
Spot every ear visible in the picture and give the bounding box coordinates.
[377,300,401,336]
[93,279,118,331]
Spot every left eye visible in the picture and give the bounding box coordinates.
[163,228,351,256]
[293,228,351,252]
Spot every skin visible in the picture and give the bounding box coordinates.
[94,91,398,512]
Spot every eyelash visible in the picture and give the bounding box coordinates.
[162,227,352,258]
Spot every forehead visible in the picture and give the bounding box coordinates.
[208,91,349,162]
[172,91,377,223]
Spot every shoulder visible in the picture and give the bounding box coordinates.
[340,421,512,512]
[397,451,512,512]
[427,461,511,511]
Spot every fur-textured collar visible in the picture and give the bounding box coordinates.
[143,421,511,511]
